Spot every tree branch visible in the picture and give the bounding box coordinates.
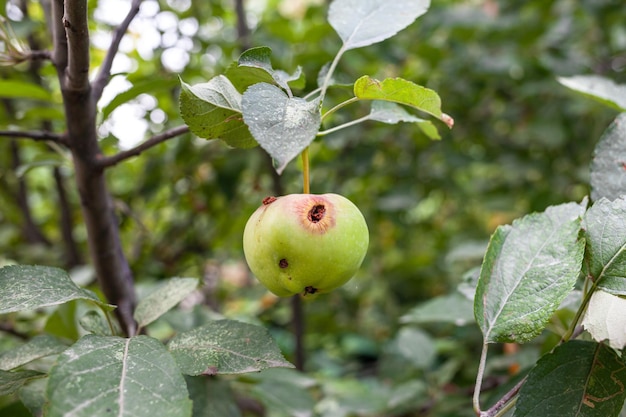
[62,0,90,91]
[91,0,142,102]
[51,0,67,74]
[0,129,68,146]
[97,125,189,168]
[52,0,137,336]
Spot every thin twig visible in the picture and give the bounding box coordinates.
[481,377,526,417]
[473,342,489,415]
[92,0,142,101]
[97,125,189,168]
[0,129,68,146]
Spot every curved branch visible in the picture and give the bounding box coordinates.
[0,129,68,146]
[97,125,189,168]
[92,0,142,102]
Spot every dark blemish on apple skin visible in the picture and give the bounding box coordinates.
[304,286,318,295]
[279,258,288,268]
[263,196,277,205]
[308,204,326,223]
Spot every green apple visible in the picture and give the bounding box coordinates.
[243,193,369,297]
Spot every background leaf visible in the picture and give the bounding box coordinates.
[328,0,430,50]
[168,319,294,375]
[583,196,626,295]
[101,78,179,120]
[0,80,52,101]
[0,265,110,314]
[242,83,321,174]
[354,76,453,127]
[400,292,475,326]
[179,76,256,149]
[0,334,67,371]
[558,76,626,111]
[134,277,198,329]
[46,335,192,417]
[474,201,586,343]
[185,376,242,417]
[0,370,44,396]
[514,341,626,417]
[590,113,626,202]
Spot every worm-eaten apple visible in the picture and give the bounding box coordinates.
[243,193,369,297]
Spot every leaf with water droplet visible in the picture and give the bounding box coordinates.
[168,319,293,375]
[179,76,256,149]
[242,83,321,174]
[328,0,430,50]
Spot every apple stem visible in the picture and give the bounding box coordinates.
[302,147,310,194]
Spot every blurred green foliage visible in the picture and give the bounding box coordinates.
[1,0,624,415]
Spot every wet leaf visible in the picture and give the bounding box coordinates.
[558,75,626,111]
[134,277,198,329]
[179,76,257,149]
[0,265,111,314]
[474,201,586,343]
[583,196,626,295]
[590,113,626,201]
[46,335,191,417]
[242,83,321,174]
[168,319,294,375]
[328,0,430,50]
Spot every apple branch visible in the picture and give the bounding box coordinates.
[97,125,189,168]
[92,0,142,101]
[62,0,90,91]
[52,0,137,336]
[0,130,68,146]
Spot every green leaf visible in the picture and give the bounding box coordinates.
[590,113,626,202]
[0,370,44,396]
[582,290,626,349]
[19,378,47,417]
[79,310,113,336]
[102,78,179,119]
[249,370,316,417]
[134,277,198,329]
[0,80,52,101]
[514,341,626,417]
[368,101,441,139]
[225,47,305,95]
[185,376,242,417]
[46,335,192,417]
[16,158,65,178]
[390,327,436,369]
[242,83,321,174]
[583,197,626,295]
[0,334,67,371]
[474,201,586,343]
[400,292,475,326]
[354,76,453,128]
[328,0,430,51]
[179,76,257,149]
[0,265,111,314]
[168,319,294,375]
[558,75,626,111]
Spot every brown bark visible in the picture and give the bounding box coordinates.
[51,0,136,335]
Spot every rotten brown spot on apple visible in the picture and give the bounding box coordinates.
[262,196,277,205]
[308,204,326,223]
